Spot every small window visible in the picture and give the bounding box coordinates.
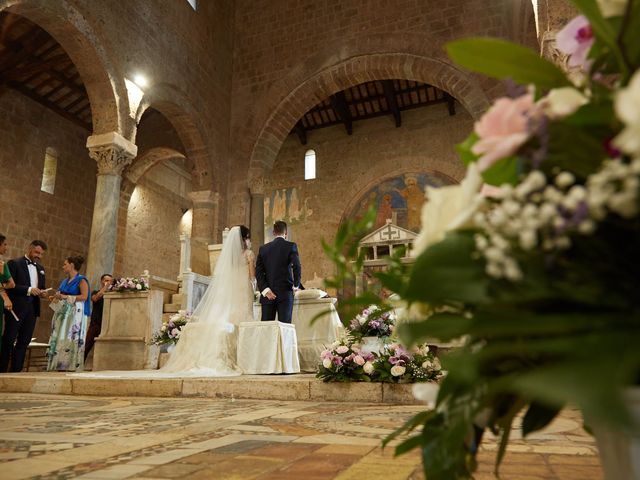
[186,0,197,10]
[304,149,316,180]
[41,147,58,194]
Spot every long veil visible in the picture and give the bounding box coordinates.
[159,225,253,375]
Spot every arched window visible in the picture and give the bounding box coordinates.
[40,147,58,194]
[304,149,316,180]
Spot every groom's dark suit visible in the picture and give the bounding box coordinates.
[256,236,301,323]
[0,257,46,372]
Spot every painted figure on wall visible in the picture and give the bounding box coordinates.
[263,187,314,242]
[347,171,455,232]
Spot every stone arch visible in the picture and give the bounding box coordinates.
[339,167,459,226]
[1,0,130,136]
[125,147,186,185]
[134,83,211,190]
[245,32,491,182]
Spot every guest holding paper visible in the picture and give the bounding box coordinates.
[0,234,17,355]
[46,255,90,372]
[0,240,47,373]
[84,273,113,362]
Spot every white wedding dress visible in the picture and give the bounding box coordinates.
[72,226,255,378]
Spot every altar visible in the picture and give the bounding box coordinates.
[253,296,344,372]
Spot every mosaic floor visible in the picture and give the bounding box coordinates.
[0,393,603,479]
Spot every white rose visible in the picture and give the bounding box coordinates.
[322,358,333,369]
[540,87,588,119]
[422,360,433,369]
[160,325,167,332]
[136,284,142,290]
[363,361,375,374]
[614,70,640,156]
[412,163,483,256]
[412,383,440,409]
[390,365,406,377]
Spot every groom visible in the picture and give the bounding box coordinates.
[256,221,301,323]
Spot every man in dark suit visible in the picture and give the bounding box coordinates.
[0,240,47,372]
[256,221,301,323]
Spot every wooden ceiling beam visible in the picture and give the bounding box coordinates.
[294,120,307,146]
[2,53,73,81]
[382,80,401,127]
[0,29,51,73]
[7,81,91,130]
[444,93,456,116]
[330,90,352,135]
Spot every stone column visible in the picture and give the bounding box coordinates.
[188,190,218,276]
[86,132,137,288]
[249,177,265,250]
[178,233,191,276]
[534,0,578,67]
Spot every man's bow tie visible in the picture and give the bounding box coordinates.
[26,259,37,266]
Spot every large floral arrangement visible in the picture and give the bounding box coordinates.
[149,310,191,346]
[362,1,640,478]
[111,276,149,292]
[317,338,442,383]
[348,304,396,340]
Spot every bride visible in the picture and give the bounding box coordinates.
[76,225,255,378]
[161,225,255,376]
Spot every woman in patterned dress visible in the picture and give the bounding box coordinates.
[0,234,16,354]
[47,255,91,371]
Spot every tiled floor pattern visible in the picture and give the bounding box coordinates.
[0,393,602,479]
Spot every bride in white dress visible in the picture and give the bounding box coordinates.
[161,225,255,376]
[75,225,255,378]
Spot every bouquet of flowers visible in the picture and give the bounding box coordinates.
[348,304,396,340]
[111,276,149,292]
[372,343,442,384]
[365,2,640,478]
[317,339,376,382]
[149,310,191,346]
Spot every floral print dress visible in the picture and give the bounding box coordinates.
[47,275,91,371]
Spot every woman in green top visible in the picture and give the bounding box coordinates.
[1,234,17,353]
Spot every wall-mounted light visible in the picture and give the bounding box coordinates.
[133,74,148,88]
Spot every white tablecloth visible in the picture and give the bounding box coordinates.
[253,298,344,372]
[237,321,300,374]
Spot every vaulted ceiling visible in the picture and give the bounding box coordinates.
[290,79,456,145]
[0,12,92,130]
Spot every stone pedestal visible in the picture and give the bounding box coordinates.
[93,290,163,371]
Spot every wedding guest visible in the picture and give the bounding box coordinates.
[84,273,113,362]
[47,255,90,372]
[0,234,16,355]
[0,240,47,373]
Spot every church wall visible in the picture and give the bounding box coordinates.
[0,90,97,342]
[226,0,530,226]
[264,103,473,288]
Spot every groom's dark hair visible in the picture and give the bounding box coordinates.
[273,221,287,235]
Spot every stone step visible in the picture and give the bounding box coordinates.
[163,303,180,313]
[171,293,184,305]
[162,312,173,323]
[0,372,420,404]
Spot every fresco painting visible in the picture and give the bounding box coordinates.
[263,187,313,241]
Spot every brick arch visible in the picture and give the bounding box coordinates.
[245,33,491,182]
[339,167,459,226]
[125,147,186,185]
[1,0,129,136]
[134,83,211,190]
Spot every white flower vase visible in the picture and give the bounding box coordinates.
[360,336,384,355]
[592,388,640,480]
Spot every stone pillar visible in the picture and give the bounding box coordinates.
[178,233,191,276]
[188,190,218,276]
[86,132,137,288]
[533,0,578,66]
[249,177,265,250]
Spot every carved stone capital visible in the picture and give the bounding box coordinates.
[86,132,138,176]
[188,190,218,208]
[248,175,265,195]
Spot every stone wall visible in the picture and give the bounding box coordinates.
[264,103,473,285]
[0,89,96,341]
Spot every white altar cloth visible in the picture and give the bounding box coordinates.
[237,321,300,374]
[253,298,344,372]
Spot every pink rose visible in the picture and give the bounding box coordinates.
[336,345,349,354]
[354,355,365,366]
[472,93,536,172]
[556,15,594,69]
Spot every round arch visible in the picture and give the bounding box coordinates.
[244,32,492,182]
[1,0,130,136]
[125,146,186,185]
[134,83,212,189]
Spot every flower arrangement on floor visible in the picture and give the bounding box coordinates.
[348,304,396,341]
[149,310,191,346]
[323,2,640,478]
[111,276,149,292]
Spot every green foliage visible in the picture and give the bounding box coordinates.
[446,38,571,90]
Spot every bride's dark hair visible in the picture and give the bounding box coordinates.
[239,225,250,248]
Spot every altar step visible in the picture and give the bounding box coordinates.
[0,372,420,404]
